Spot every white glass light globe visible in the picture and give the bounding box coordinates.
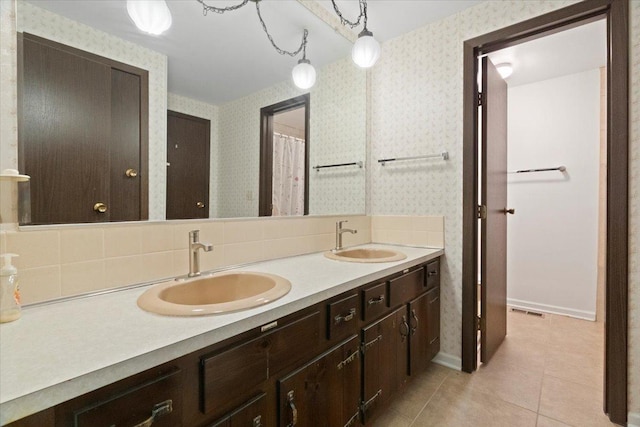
[496,63,514,79]
[127,0,172,35]
[292,60,316,90]
[352,34,380,68]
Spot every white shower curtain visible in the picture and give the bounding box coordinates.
[272,133,305,216]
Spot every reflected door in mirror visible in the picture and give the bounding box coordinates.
[166,111,210,220]
[18,34,148,225]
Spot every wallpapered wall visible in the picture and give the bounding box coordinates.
[167,93,220,218]
[369,0,640,414]
[15,0,168,220]
[217,56,366,218]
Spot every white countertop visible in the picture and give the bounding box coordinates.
[0,244,443,424]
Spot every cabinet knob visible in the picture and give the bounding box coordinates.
[196,201,206,209]
[125,168,138,178]
[93,202,107,213]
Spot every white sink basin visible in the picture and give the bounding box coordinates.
[137,272,291,316]
[324,248,407,263]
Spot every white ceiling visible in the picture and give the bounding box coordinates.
[488,19,607,87]
[23,1,605,104]
[24,0,481,105]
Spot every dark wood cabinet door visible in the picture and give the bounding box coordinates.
[20,35,111,224]
[166,110,210,220]
[110,69,142,222]
[426,287,441,361]
[277,336,359,427]
[409,292,430,375]
[361,306,407,423]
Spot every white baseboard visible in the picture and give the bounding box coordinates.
[507,298,596,321]
[628,411,640,427]
[432,352,461,371]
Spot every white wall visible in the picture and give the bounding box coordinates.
[506,69,600,320]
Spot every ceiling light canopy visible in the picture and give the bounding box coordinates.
[496,62,514,79]
[126,0,172,36]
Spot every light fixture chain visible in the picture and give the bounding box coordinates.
[254,1,307,58]
[330,0,366,29]
[197,0,249,15]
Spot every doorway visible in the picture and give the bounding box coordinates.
[462,0,628,424]
[259,94,310,217]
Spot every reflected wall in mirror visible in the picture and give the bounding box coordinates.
[12,0,367,224]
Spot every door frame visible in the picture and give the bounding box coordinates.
[258,94,310,217]
[461,0,628,424]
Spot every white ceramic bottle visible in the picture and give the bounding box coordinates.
[0,253,21,323]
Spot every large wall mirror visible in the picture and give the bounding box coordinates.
[13,0,367,224]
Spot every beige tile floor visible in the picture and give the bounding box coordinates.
[373,310,616,427]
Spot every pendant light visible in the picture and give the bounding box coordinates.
[292,58,317,90]
[127,0,172,36]
[352,29,380,68]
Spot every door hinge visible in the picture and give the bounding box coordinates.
[477,92,484,106]
[477,205,487,220]
[476,315,484,332]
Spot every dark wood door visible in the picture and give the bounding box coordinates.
[480,57,508,364]
[20,35,111,224]
[110,69,142,222]
[361,306,408,423]
[166,111,210,220]
[19,34,147,225]
[277,336,359,427]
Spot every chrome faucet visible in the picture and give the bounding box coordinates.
[188,230,213,277]
[335,220,357,252]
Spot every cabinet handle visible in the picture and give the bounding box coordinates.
[410,309,419,335]
[334,308,356,325]
[125,168,138,178]
[427,270,438,277]
[367,295,385,306]
[93,202,107,213]
[287,391,298,426]
[132,399,172,427]
[253,415,262,427]
[400,316,409,341]
[196,201,206,208]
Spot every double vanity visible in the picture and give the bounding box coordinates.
[1,243,443,426]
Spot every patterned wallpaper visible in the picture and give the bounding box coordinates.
[15,1,168,220]
[167,93,220,218]
[217,56,366,218]
[0,0,17,173]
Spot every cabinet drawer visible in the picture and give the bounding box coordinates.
[361,281,388,322]
[201,311,320,416]
[209,393,267,427]
[201,337,268,416]
[268,310,321,375]
[389,268,425,307]
[327,293,359,341]
[425,259,440,289]
[73,367,182,427]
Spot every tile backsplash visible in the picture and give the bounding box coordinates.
[0,215,445,305]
